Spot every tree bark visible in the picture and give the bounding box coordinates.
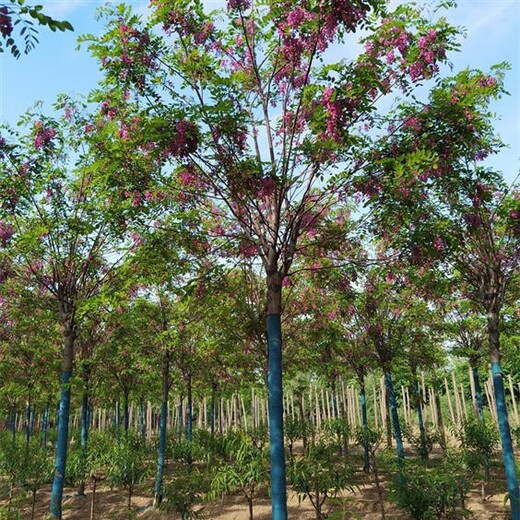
[384,372,404,466]
[154,350,169,507]
[488,306,519,519]
[266,269,287,520]
[50,321,76,519]
[360,377,370,472]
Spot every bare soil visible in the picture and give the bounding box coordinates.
[3,469,511,519]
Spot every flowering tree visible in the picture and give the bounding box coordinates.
[0,1,73,58]
[84,2,461,516]
[356,66,520,516]
[0,100,135,518]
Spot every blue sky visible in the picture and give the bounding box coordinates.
[1,0,519,183]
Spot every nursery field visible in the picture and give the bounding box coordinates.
[0,0,519,519]
[1,372,519,519]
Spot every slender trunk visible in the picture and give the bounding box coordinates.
[248,494,254,520]
[384,372,404,466]
[266,270,287,520]
[115,400,121,442]
[360,378,370,472]
[331,379,339,418]
[187,374,193,467]
[178,398,184,441]
[42,401,50,449]
[371,449,386,520]
[154,350,169,507]
[432,374,447,453]
[31,490,37,520]
[488,308,519,519]
[78,391,90,496]
[50,323,75,519]
[90,478,97,520]
[123,389,130,433]
[25,399,31,446]
[472,366,484,419]
[385,388,392,449]
[297,394,307,451]
[414,380,428,460]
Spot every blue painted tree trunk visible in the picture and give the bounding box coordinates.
[42,402,49,449]
[178,399,183,442]
[80,393,89,452]
[384,372,404,465]
[49,370,73,518]
[472,367,484,419]
[360,380,370,472]
[77,392,90,496]
[267,312,288,520]
[154,400,167,506]
[115,400,121,442]
[187,376,193,467]
[25,400,31,446]
[492,361,519,519]
[123,390,130,432]
[414,381,428,460]
[154,350,169,507]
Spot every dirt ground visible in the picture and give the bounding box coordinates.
[1,443,514,519]
[6,469,511,520]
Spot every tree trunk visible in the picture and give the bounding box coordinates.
[154,350,169,507]
[297,393,307,451]
[90,478,97,520]
[472,366,484,419]
[414,380,428,460]
[78,390,90,496]
[384,372,404,466]
[50,322,75,519]
[266,270,287,520]
[123,389,130,433]
[42,401,50,449]
[178,398,184,441]
[31,490,37,520]
[25,399,31,447]
[488,307,519,519]
[360,377,370,472]
[187,374,193,467]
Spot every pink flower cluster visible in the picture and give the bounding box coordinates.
[0,7,12,37]
[33,122,57,150]
[227,0,251,11]
[275,3,369,84]
[0,221,14,247]
[407,29,445,82]
[167,120,199,158]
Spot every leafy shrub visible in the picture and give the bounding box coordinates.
[161,467,210,519]
[288,439,354,520]
[389,456,471,519]
[210,432,269,520]
[457,417,498,483]
[104,432,150,509]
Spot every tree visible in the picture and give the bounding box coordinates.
[0,99,134,518]
[84,2,462,516]
[356,65,520,517]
